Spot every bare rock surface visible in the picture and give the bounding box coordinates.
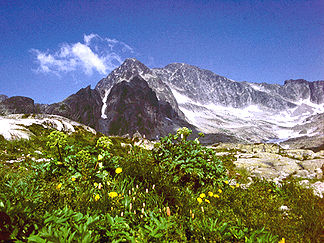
[212,143,324,197]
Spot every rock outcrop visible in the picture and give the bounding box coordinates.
[0,95,8,102]
[44,86,102,129]
[96,58,184,119]
[98,75,190,139]
[0,114,96,140]
[0,96,36,115]
[212,143,324,197]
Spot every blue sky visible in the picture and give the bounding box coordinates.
[1,0,323,104]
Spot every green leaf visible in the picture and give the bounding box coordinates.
[28,235,48,243]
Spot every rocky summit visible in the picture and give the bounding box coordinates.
[95,58,184,119]
[0,58,323,150]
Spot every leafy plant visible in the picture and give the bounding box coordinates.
[96,136,113,152]
[153,127,226,189]
[28,206,100,242]
[46,131,68,161]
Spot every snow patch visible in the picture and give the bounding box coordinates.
[170,88,195,104]
[275,128,300,140]
[0,118,30,140]
[140,73,155,80]
[101,89,110,119]
[0,115,96,140]
[248,83,267,92]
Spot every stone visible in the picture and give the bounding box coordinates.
[285,149,316,160]
[311,181,324,198]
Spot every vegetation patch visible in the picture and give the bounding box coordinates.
[0,127,323,242]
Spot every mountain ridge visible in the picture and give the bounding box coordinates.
[1,58,323,148]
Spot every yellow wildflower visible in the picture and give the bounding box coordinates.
[94,194,100,201]
[224,180,229,184]
[218,189,222,194]
[98,154,103,161]
[208,191,213,197]
[278,238,285,243]
[57,162,63,165]
[199,193,206,198]
[109,191,118,198]
[94,182,98,187]
[214,194,220,198]
[197,197,203,204]
[230,185,235,189]
[56,183,62,190]
[71,177,76,182]
[236,183,240,188]
[115,167,122,174]
[205,199,210,203]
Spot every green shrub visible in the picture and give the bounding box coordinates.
[46,131,68,161]
[153,128,226,189]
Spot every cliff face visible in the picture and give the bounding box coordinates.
[95,58,184,119]
[99,76,160,137]
[0,96,36,115]
[43,86,103,129]
[98,75,189,139]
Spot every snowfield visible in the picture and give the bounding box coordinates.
[0,114,96,140]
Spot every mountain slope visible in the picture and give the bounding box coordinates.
[151,63,324,143]
[43,86,103,129]
[95,58,184,119]
[153,63,324,110]
[97,75,189,138]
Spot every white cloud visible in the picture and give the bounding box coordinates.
[72,42,106,75]
[31,33,135,76]
[84,33,98,45]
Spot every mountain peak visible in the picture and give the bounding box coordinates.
[95,58,184,122]
[120,58,149,70]
[98,75,185,138]
[123,57,141,64]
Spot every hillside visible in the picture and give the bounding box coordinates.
[0,124,323,242]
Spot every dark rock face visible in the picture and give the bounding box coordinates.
[44,86,102,129]
[0,96,36,114]
[98,75,188,138]
[278,79,324,104]
[309,81,324,104]
[280,79,311,101]
[96,58,184,119]
[99,76,159,137]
